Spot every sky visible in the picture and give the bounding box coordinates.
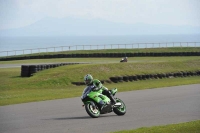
[0,0,200,30]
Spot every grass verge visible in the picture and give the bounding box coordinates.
[112,120,200,133]
[0,72,200,106]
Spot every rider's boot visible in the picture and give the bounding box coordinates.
[109,93,121,106]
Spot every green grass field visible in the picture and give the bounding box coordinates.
[0,56,200,106]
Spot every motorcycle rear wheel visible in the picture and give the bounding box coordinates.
[113,98,126,115]
[85,102,100,118]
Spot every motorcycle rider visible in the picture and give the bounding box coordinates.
[84,74,121,110]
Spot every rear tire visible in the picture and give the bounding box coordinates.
[113,98,126,116]
[85,102,100,118]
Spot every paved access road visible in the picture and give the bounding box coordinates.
[0,84,200,133]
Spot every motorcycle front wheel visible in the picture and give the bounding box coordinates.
[85,102,100,118]
[113,98,126,115]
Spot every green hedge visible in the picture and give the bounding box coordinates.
[1,52,200,61]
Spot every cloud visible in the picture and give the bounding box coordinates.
[0,0,200,29]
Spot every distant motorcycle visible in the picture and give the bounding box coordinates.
[120,57,128,62]
[81,86,126,118]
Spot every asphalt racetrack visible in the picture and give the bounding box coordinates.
[0,84,200,133]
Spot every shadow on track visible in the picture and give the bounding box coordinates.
[50,116,91,120]
[45,114,117,120]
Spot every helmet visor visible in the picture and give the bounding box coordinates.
[85,79,91,85]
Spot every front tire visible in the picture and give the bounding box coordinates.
[113,98,126,115]
[85,102,100,118]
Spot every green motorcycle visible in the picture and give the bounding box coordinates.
[81,86,126,118]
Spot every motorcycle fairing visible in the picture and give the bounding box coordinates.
[87,91,110,104]
[110,88,117,96]
[81,86,111,104]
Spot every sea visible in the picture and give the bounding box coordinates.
[0,34,200,57]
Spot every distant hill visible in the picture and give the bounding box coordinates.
[0,17,200,36]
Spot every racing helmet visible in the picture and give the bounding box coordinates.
[93,79,102,89]
[84,74,93,85]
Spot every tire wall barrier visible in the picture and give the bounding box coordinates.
[72,70,200,86]
[21,63,83,77]
[1,51,200,61]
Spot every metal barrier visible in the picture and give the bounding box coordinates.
[0,42,200,57]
